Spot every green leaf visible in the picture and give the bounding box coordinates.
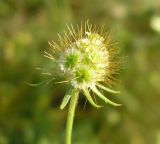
[97,83,120,94]
[91,86,122,107]
[60,93,72,110]
[83,89,102,108]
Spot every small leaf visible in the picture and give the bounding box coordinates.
[91,86,122,106]
[97,83,120,94]
[83,90,102,108]
[60,94,72,110]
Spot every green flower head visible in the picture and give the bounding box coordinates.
[44,21,121,109]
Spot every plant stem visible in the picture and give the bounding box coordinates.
[66,89,79,144]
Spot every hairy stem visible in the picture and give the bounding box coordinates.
[66,89,79,144]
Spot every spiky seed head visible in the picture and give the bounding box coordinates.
[44,21,121,109]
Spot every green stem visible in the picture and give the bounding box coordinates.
[66,89,79,144]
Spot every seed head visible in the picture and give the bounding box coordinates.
[44,21,121,109]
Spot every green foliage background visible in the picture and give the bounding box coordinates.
[0,0,160,144]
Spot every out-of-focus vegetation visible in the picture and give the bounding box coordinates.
[0,0,160,144]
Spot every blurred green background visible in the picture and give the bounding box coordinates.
[0,0,160,144]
